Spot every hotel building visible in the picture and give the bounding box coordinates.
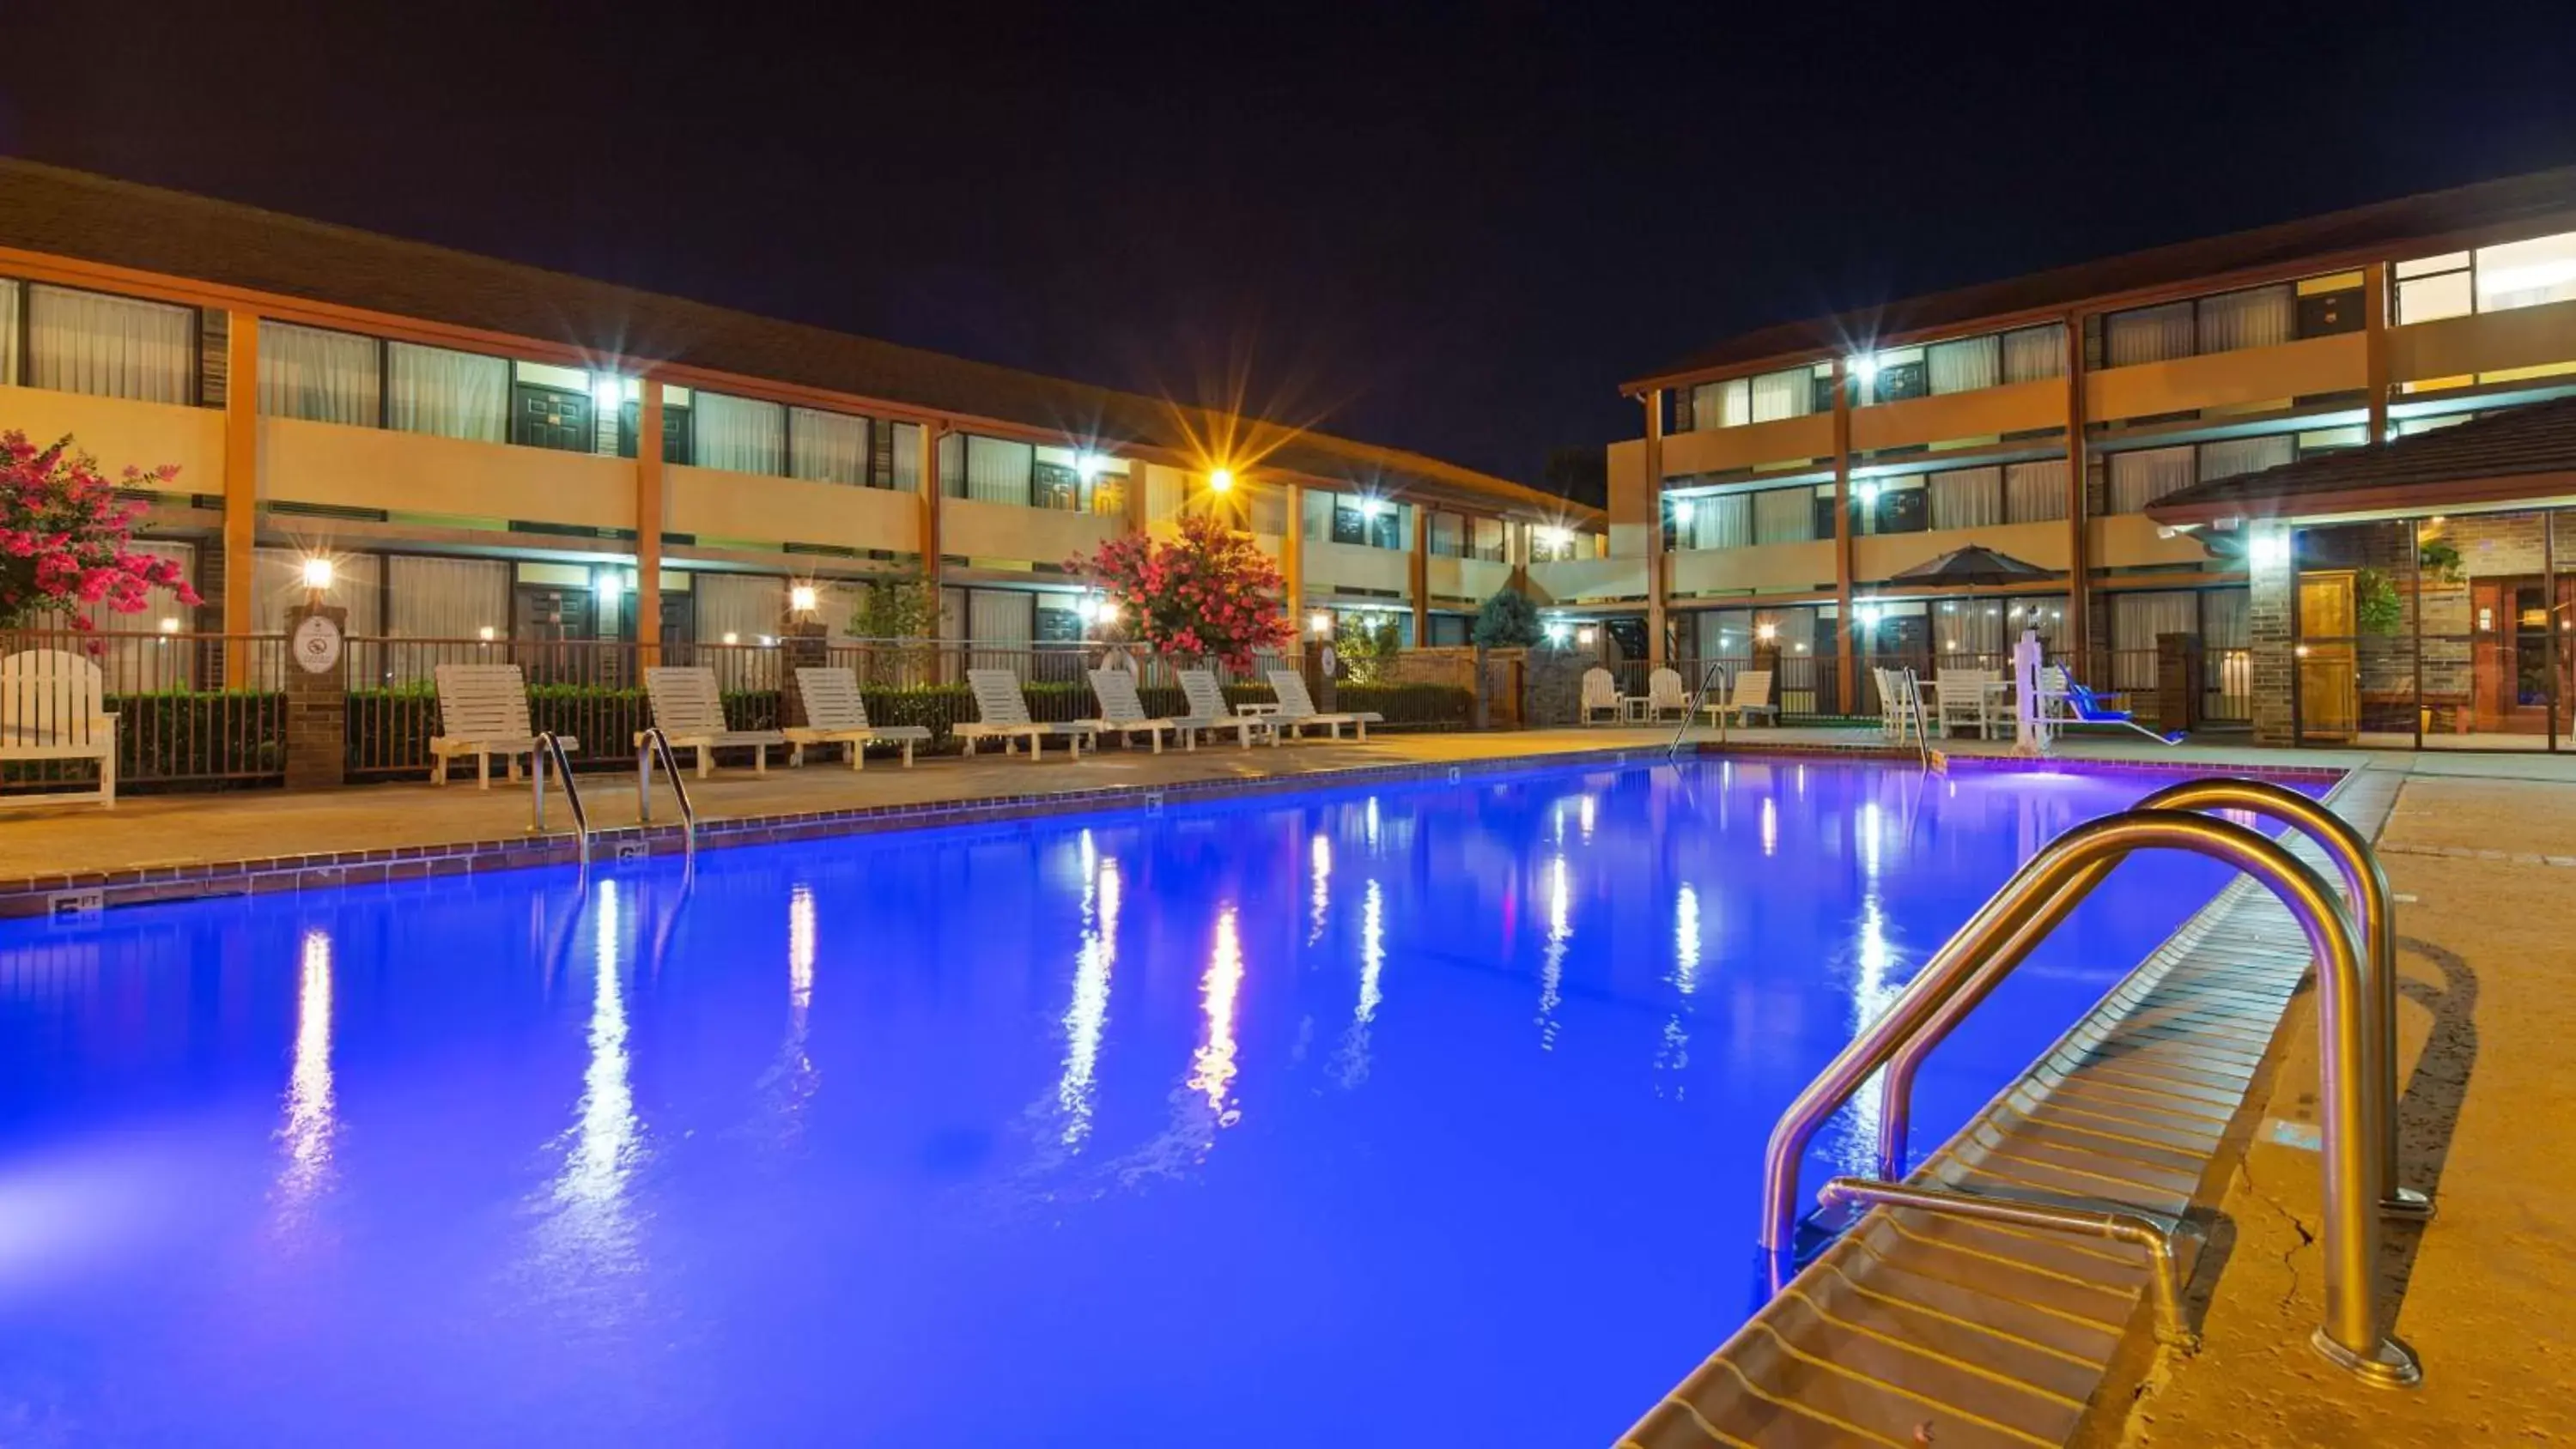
[1610,164,2576,749]
[0,160,1598,670]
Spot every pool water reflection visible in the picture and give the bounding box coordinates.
[0,760,2257,1446]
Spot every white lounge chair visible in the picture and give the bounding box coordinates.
[429,663,571,789]
[1704,669,1777,727]
[1934,667,2002,738]
[640,665,786,778]
[956,668,1097,761]
[1874,666,1929,744]
[0,649,117,809]
[1644,667,1689,722]
[1578,666,1620,725]
[1176,670,1277,749]
[1084,669,1185,753]
[782,666,932,769]
[1266,669,1383,741]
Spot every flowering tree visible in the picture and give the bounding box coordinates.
[1,431,199,631]
[1070,512,1294,669]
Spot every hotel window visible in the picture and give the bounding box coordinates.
[885,421,923,491]
[2194,283,2294,354]
[1470,516,1508,561]
[257,320,380,426]
[1751,485,1815,544]
[2003,458,2069,524]
[0,279,17,386]
[693,391,786,476]
[386,341,507,443]
[2105,300,2196,366]
[2197,433,2293,482]
[958,434,1034,505]
[1688,378,1751,430]
[2104,446,2196,513]
[2397,231,2576,323]
[1665,493,1750,550]
[27,284,194,403]
[1750,366,1819,422]
[1428,511,1465,558]
[2002,324,2067,383]
[789,406,872,486]
[1331,499,1405,549]
[1926,466,2004,530]
[1926,336,1999,396]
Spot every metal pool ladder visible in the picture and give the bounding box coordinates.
[635,727,699,860]
[1753,786,2422,1389]
[529,731,591,870]
[1667,659,1729,759]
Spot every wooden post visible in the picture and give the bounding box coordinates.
[1832,358,1856,710]
[920,422,946,591]
[222,310,259,682]
[2063,313,2091,670]
[1409,503,1430,647]
[635,380,665,663]
[1643,388,1668,668]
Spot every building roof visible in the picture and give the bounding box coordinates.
[2147,395,2576,525]
[1629,165,2576,391]
[0,160,1592,522]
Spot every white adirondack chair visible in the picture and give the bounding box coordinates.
[429,664,569,788]
[1084,669,1183,753]
[1934,667,2002,738]
[0,650,118,809]
[1176,670,1276,749]
[640,666,786,778]
[1578,666,1620,725]
[955,668,1097,761]
[783,667,932,769]
[1267,670,1382,741]
[1705,669,1778,727]
[1644,667,1689,722]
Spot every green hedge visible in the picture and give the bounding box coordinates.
[0,688,288,792]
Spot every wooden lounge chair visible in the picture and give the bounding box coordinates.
[1579,666,1620,724]
[1176,670,1276,749]
[0,649,118,809]
[1704,669,1777,727]
[639,665,786,778]
[955,668,1097,761]
[429,663,569,788]
[782,666,932,769]
[1266,669,1383,741]
[1084,669,1185,753]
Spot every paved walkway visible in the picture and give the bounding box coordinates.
[2099,763,2576,1446]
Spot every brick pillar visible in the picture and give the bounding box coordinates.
[780,621,828,727]
[2247,525,2296,746]
[282,603,349,791]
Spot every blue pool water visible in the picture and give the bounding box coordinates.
[0,760,2273,1446]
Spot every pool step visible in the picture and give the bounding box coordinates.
[1621,770,2403,1449]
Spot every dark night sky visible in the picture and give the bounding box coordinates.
[8,1,2576,491]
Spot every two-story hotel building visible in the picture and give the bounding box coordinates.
[0,160,1600,668]
[1609,164,2576,747]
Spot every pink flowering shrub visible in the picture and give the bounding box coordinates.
[1,431,200,630]
[1070,512,1294,669]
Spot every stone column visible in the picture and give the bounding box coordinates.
[282,603,349,791]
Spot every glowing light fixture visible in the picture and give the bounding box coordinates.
[1672,498,1696,524]
[591,374,623,409]
[300,557,334,591]
[1856,603,1884,627]
[594,568,625,597]
[1576,625,1599,646]
[1755,621,1778,643]
[758,634,777,647]
[1358,496,1386,518]
[158,617,181,634]
[1207,467,1236,494]
[1076,452,1105,481]
[1309,610,1334,637]
[1848,353,1880,385]
[1855,480,1881,507]
[722,631,739,646]
[1544,621,1572,646]
[789,584,819,615]
[477,625,497,642]
[2248,529,2291,568]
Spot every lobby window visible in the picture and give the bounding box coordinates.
[2397,230,2576,324]
[386,341,507,443]
[257,320,380,426]
[26,283,195,404]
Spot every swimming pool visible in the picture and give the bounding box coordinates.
[0,758,2267,1446]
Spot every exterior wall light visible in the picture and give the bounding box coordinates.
[790,585,819,615]
[1309,610,1334,636]
[1207,468,1235,494]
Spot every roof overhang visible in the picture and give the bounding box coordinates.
[2148,469,2576,529]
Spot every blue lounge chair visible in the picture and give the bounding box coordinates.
[2040,668,2184,744]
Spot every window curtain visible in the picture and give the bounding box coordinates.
[2105,446,2196,512]
[1928,336,2000,395]
[694,391,785,475]
[2105,301,2194,367]
[1429,512,1463,556]
[967,588,1036,677]
[2200,588,2250,649]
[0,282,18,387]
[247,548,380,688]
[1927,467,2003,530]
[2111,591,2199,688]
[2476,232,2576,312]
[2002,324,2067,383]
[1694,378,1751,429]
[258,321,379,425]
[1753,487,1813,544]
[386,342,507,442]
[2198,433,2294,482]
[2195,285,2293,353]
[387,555,510,640]
[1694,608,1755,661]
[1695,494,1752,549]
[28,285,193,403]
[1749,368,1812,422]
[961,438,1031,506]
[788,407,869,485]
[2004,459,2069,523]
[890,421,924,491]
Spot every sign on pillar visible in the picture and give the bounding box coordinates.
[283,603,349,791]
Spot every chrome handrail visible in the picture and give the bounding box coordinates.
[635,726,699,859]
[1756,807,2418,1386]
[1668,659,1729,759]
[530,731,591,869]
[1874,776,2428,1219]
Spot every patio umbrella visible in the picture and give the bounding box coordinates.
[1879,544,2053,587]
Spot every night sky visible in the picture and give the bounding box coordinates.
[9,2,2576,496]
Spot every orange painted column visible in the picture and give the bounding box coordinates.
[1643,388,1668,668]
[2364,261,2391,444]
[2063,313,2091,670]
[1282,482,1304,621]
[635,381,665,660]
[1831,359,1856,710]
[919,423,946,590]
[221,310,259,681]
[1410,504,1430,646]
